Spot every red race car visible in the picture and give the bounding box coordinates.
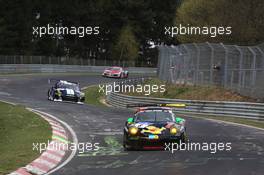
[102,66,129,78]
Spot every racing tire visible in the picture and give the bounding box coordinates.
[123,132,134,151]
[120,73,124,79]
[76,97,85,104]
[81,97,85,102]
[125,73,129,78]
[180,133,187,143]
[48,89,54,101]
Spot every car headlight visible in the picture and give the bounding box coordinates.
[170,127,177,135]
[129,127,138,135]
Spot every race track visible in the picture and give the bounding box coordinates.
[0,74,263,175]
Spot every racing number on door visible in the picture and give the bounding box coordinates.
[66,89,74,95]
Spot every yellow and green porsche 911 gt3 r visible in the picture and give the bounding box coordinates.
[123,104,187,150]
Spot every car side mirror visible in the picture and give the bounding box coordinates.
[175,117,184,123]
[127,118,134,123]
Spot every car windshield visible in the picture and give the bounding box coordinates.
[110,67,121,71]
[56,82,80,91]
[135,111,174,122]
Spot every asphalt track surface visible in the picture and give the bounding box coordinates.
[0,74,263,175]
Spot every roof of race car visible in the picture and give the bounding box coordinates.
[54,80,80,89]
[57,80,78,85]
[106,66,122,69]
[136,107,172,113]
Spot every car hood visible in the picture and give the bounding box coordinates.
[111,70,121,74]
[133,121,176,129]
[132,121,183,135]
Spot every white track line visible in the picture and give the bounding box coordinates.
[0,99,78,174]
[30,109,78,175]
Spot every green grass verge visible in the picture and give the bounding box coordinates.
[179,113,264,129]
[0,102,52,175]
[82,81,263,129]
[84,85,106,106]
[125,78,256,102]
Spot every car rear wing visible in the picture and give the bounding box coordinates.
[126,103,186,108]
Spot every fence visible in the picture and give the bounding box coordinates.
[0,55,152,67]
[158,43,264,100]
[105,78,264,120]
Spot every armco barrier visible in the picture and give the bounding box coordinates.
[105,78,264,120]
[0,64,157,74]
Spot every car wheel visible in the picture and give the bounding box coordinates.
[123,143,134,151]
[123,132,133,151]
[48,89,54,101]
[123,144,130,151]
[180,133,187,143]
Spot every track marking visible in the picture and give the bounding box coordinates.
[30,109,79,175]
[0,99,78,175]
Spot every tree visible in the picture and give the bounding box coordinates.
[175,0,264,45]
[0,0,181,60]
[0,0,34,54]
[112,25,139,61]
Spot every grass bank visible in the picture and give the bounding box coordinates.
[125,78,256,102]
[0,102,52,174]
[82,80,263,129]
[84,85,106,106]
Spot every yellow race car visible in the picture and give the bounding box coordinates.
[123,104,187,150]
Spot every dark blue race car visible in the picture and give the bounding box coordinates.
[47,79,85,103]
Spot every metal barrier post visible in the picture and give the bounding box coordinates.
[193,43,200,85]
[169,52,175,84]
[234,45,243,92]
[220,43,228,88]
[248,47,257,89]
[256,46,264,67]
[207,42,214,85]
[182,45,190,84]
[164,46,170,82]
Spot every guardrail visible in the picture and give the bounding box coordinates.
[105,78,264,120]
[0,64,157,74]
